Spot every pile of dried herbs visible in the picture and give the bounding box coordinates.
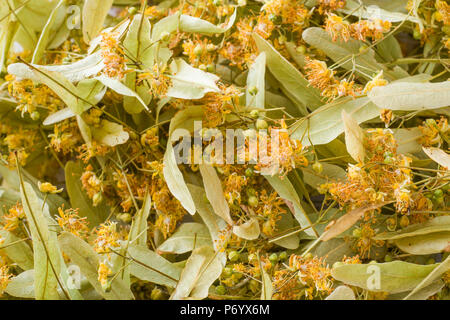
[0,0,448,301]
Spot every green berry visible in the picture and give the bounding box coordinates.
[215,285,226,295]
[386,217,397,231]
[256,119,268,130]
[30,111,40,121]
[245,167,254,177]
[206,44,217,52]
[434,189,444,198]
[249,109,259,119]
[312,161,323,174]
[248,86,258,96]
[193,44,203,56]
[296,45,306,54]
[279,251,287,260]
[248,253,257,263]
[383,156,393,165]
[384,254,393,262]
[160,31,170,42]
[128,7,138,15]
[119,213,132,224]
[269,253,278,263]
[206,63,215,72]
[228,250,240,262]
[352,228,362,238]
[413,29,422,40]
[222,267,233,277]
[248,195,259,207]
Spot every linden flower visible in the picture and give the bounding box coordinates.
[0,265,11,297]
[56,207,89,239]
[38,181,63,194]
[94,222,122,255]
[350,19,392,41]
[98,261,112,290]
[363,71,388,94]
[318,0,346,14]
[304,57,336,92]
[325,14,351,42]
[435,0,450,25]
[2,203,26,232]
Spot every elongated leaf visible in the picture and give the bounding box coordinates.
[129,192,151,246]
[42,52,105,82]
[368,82,450,111]
[395,232,450,255]
[322,202,387,241]
[0,230,33,270]
[58,232,134,300]
[246,52,266,109]
[171,246,223,300]
[375,216,450,241]
[302,27,403,81]
[20,181,60,300]
[332,261,438,293]
[95,75,149,112]
[253,33,321,113]
[187,184,229,251]
[422,147,450,169]
[264,175,316,237]
[261,267,273,300]
[199,164,232,225]
[158,223,212,254]
[65,161,109,226]
[341,0,421,24]
[179,9,236,34]
[290,97,379,145]
[232,217,260,240]
[325,285,355,300]
[163,106,204,215]
[82,0,114,43]
[342,110,365,163]
[128,244,181,288]
[167,59,220,99]
[32,0,65,64]
[404,254,450,299]
[91,119,129,146]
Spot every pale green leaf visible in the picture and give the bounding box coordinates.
[82,0,114,43]
[264,175,316,237]
[332,261,438,293]
[246,52,266,109]
[65,160,109,226]
[128,244,181,288]
[167,59,220,99]
[232,217,260,241]
[199,164,232,225]
[253,33,321,113]
[58,232,134,300]
[158,223,212,254]
[368,82,450,111]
